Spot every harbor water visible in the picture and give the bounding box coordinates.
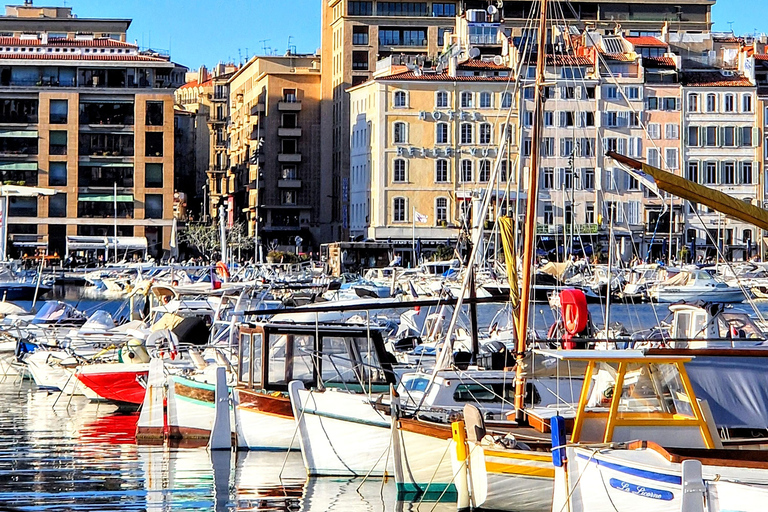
[6,287,768,510]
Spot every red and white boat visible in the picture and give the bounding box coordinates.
[75,362,150,406]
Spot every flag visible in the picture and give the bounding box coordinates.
[210,267,222,290]
[414,210,428,223]
[623,165,659,197]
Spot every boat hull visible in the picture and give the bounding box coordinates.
[75,363,149,405]
[234,387,298,450]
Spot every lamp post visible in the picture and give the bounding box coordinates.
[202,183,208,223]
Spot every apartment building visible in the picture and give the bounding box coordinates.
[681,70,758,260]
[174,63,237,221]
[226,54,325,253]
[0,3,184,257]
[322,0,716,241]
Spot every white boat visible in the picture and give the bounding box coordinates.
[649,269,747,303]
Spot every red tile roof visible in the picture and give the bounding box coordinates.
[682,71,753,87]
[546,55,592,66]
[0,52,167,62]
[179,80,199,89]
[643,56,677,68]
[0,36,135,48]
[625,36,667,48]
[713,36,740,44]
[600,52,636,62]
[379,71,513,82]
[755,54,768,62]
[457,59,510,71]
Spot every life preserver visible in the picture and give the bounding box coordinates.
[215,261,230,281]
[560,288,588,336]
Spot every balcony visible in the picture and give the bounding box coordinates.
[79,103,135,126]
[247,179,264,190]
[278,101,302,112]
[278,179,302,188]
[0,135,38,157]
[79,133,134,157]
[277,153,301,163]
[251,104,265,115]
[278,127,302,137]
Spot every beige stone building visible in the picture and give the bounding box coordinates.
[227,54,326,253]
[0,3,184,258]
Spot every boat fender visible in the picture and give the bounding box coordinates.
[551,415,567,467]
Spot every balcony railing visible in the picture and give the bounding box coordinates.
[278,153,302,163]
[278,127,302,137]
[278,101,301,111]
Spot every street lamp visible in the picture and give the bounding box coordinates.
[202,183,208,223]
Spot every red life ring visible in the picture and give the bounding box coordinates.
[215,261,230,281]
[560,288,588,336]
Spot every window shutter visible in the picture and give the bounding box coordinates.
[618,138,626,154]
[635,137,643,157]
[617,202,625,223]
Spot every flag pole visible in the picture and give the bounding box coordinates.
[412,206,416,267]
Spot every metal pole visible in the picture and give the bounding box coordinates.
[412,206,416,267]
[113,182,118,263]
[219,204,227,266]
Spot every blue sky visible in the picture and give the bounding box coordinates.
[36,0,768,70]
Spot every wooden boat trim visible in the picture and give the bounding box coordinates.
[236,388,293,419]
[628,440,768,469]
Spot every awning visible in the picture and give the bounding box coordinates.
[106,236,148,250]
[78,193,134,202]
[66,235,148,251]
[0,162,36,171]
[0,185,55,196]
[78,162,133,168]
[66,236,107,250]
[0,130,37,138]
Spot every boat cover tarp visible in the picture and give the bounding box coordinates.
[685,356,768,429]
[539,261,571,281]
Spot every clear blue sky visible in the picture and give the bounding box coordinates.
[34,0,768,71]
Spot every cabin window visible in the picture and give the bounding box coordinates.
[238,333,262,387]
[321,336,387,386]
[267,333,315,387]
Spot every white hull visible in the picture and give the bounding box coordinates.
[167,375,225,439]
[233,388,298,450]
[395,424,456,498]
[554,446,768,512]
[289,383,394,476]
[651,287,746,303]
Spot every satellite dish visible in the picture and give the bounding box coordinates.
[469,47,481,58]
[493,55,503,66]
[487,4,498,15]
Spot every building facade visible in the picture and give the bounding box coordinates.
[226,54,326,253]
[0,3,183,257]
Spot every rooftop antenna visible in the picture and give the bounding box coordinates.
[287,35,294,54]
[260,39,271,55]
[245,47,249,61]
[238,48,242,64]
[728,21,734,34]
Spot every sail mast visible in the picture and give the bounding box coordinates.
[514,0,549,422]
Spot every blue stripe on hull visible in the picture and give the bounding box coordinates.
[577,452,682,485]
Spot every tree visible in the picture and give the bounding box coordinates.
[227,221,254,261]
[180,223,219,257]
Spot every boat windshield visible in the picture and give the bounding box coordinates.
[587,362,694,417]
[32,302,79,323]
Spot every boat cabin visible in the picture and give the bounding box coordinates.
[668,302,764,348]
[537,349,719,450]
[237,322,396,393]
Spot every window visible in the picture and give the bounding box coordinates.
[353,26,369,45]
[460,92,473,108]
[146,101,163,126]
[741,126,753,147]
[501,92,512,108]
[562,86,576,99]
[625,86,639,99]
[479,92,492,108]
[352,51,368,70]
[582,168,595,189]
[542,167,554,189]
[479,160,491,182]
[579,138,596,157]
[49,99,67,124]
[665,123,679,140]
[437,27,452,46]
[722,162,735,185]
[460,123,473,144]
[393,91,407,108]
[723,126,735,147]
[543,111,554,127]
[559,111,574,127]
[603,137,618,153]
[626,172,639,190]
[282,191,296,205]
[578,111,595,127]
[48,161,67,186]
[541,137,555,157]
[145,163,163,187]
[436,122,449,144]
[724,94,734,113]
[705,162,718,184]
[436,91,448,108]
[435,159,449,182]
[523,88,534,100]
[393,197,406,222]
[687,126,700,146]
[704,126,717,147]
[665,147,678,169]
[585,86,596,99]
[393,158,406,182]
[281,139,297,154]
[349,1,373,15]
[560,137,573,157]
[283,88,297,102]
[706,93,716,112]
[479,123,491,144]
[48,193,66,217]
[543,204,554,224]
[145,132,163,156]
[740,161,753,184]
[145,194,163,219]
[379,27,426,46]
[743,94,753,112]
[523,138,531,156]
[377,2,428,15]
[686,162,699,183]
[647,148,660,167]
[647,123,661,140]
[500,159,508,182]
[647,97,659,110]
[688,93,699,112]
[563,168,574,189]
[432,2,456,16]
[460,160,473,182]
[49,130,67,155]
[585,203,595,224]
[435,197,448,223]
[662,97,678,111]
[393,122,407,143]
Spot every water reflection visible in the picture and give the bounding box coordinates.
[0,381,456,512]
